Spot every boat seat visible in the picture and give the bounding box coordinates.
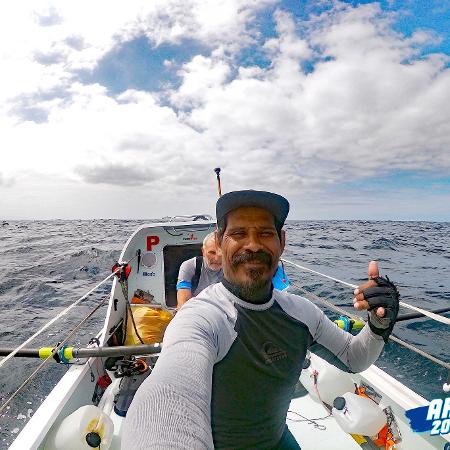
[163,243,202,308]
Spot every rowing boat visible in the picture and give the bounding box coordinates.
[4,218,450,449]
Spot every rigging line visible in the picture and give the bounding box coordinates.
[0,271,115,370]
[0,295,109,415]
[290,281,450,371]
[0,256,135,371]
[282,258,450,327]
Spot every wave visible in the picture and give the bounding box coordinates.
[364,237,398,251]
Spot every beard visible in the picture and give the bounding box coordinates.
[230,250,274,301]
[205,259,221,272]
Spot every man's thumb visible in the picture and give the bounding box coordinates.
[368,260,379,280]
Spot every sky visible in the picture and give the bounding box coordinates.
[0,0,449,221]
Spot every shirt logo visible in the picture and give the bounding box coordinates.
[262,342,288,364]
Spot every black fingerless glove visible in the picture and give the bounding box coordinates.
[363,276,400,342]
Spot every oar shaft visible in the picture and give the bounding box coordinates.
[396,307,450,322]
[0,270,119,370]
[74,344,161,358]
[282,258,450,326]
[0,344,161,360]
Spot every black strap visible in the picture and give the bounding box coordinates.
[191,256,203,293]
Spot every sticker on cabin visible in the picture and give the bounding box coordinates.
[142,252,157,268]
[147,235,160,250]
[183,233,198,241]
[142,271,156,277]
[405,397,450,436]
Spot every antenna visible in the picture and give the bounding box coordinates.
[214,167,222,197]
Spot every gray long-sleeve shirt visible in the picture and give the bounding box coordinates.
[122,282,385,450]
[176,256,223,296]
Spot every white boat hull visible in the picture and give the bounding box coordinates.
[9,221,450,449]
[11,353,450,449]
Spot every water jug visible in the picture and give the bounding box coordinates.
[299,352,355,405]
[45,404,114,450]
[332,392,387,436]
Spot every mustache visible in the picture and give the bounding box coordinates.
[231,251,272,268]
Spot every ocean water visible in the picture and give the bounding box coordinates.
[0,219,449,447]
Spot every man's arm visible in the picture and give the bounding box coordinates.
[122,300,229,449]
[310,308,385,373]
[176,286,193,308]
[314,261,399,372]
[279,263,399,373]
[280,295,385,373]
[176,259,195,309]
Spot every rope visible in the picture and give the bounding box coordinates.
[290,281,450,371]
[0,295,109,415]
[282,258,450,326]
[117,275,144,345]
[286,409,329,431]
[0,257,136,371]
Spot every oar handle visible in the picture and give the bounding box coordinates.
[0,349,42,358]
[335,317,365,332]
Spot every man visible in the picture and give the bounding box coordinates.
[122,190,399,450]
[176,232,223,309]
[177,232,288,310]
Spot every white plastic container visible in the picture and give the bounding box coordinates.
[299,352,355,405]
[45,405,114,450]
[332,392,387,436]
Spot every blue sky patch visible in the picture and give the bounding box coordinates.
[238,44,272,69]
[338,0,450,55]
[83,36,210,94]
[342,170,450,192]
[277,1,449,57]
[79,2,449,95]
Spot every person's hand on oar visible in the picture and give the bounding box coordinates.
[353,260,400,342]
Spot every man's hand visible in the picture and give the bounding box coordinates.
[352,260,400,342]
[353,261,385,317]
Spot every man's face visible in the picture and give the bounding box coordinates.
[202,238,222,271]
[218,206,285,292]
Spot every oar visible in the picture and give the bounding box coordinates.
[334,307,450,332]
[0,344,161,360]
[396,306,450,322]
[282,258,450,326]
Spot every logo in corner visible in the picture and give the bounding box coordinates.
[405,397,450,436]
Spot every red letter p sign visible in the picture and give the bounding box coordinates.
[147,235,160,251]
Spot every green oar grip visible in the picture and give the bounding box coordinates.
[335,316,365,332]
[38,347,74,360]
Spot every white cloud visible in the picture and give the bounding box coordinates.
[171,55,231,108]
[0,0,273,103]
[0,1,449,219]
[178,2,450,190]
